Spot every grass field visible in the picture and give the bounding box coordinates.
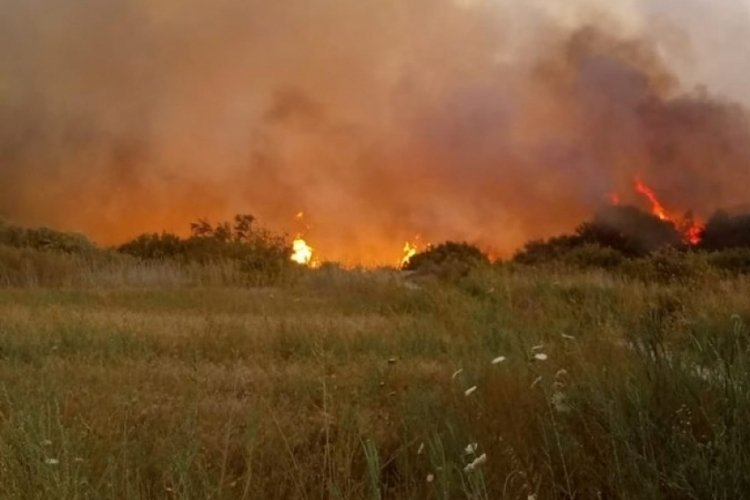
[1,264,749,499]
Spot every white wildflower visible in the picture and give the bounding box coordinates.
[451,368,464,380]
[491,356,507,365]
[464,442,478,455]
[464,386,477,396]
[44,458,59,465]
[463,453,487,473]
[551,391,571,413]
[533,353,548,361]
[417,442,425,455]
[426,473,435,483]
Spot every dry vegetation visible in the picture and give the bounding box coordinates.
[0,248,750,499]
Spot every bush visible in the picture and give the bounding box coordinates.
[514,206,685,267]
[404,242,489,280]
[621,249,712,284]
[700,211,750,250]
[0,219,96,255]
[118,214,293,284]
[707,248,750,274]
[561,243,626,270]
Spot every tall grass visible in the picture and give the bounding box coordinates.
[0,257,748,498]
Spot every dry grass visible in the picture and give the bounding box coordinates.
[0,263,749,498]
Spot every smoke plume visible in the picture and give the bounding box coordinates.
[1,0,750,264]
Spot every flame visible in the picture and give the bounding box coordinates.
[632,177,703,245]
[685,223,703,246]
[634,178,669,221]
[400,241,418,268]
[291,237,314,266]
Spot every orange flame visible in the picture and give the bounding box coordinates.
[632,177,703,245]
[400,242,418,268]
[634,178,669,221]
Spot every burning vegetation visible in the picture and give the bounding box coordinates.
[2,2,750,265]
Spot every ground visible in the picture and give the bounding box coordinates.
[0,266,749,499]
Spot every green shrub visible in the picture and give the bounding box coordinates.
[708,248,750,274]
[621,249,712,284]
[404,242,489,281]
[561,243,626,270]
[118,214,293,283]
[0,220,96,255]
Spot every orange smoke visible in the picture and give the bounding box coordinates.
[1,3,749,264]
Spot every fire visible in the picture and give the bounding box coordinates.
[291,237,314,266]
[400,242,418,268]
[632,177,703,245]
[634,178,669,221]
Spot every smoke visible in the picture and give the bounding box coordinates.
[1,0,750,264]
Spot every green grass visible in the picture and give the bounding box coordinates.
[0,263,749,498]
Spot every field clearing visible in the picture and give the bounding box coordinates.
[1,267,749,499]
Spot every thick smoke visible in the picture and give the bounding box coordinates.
[1,0,750,264]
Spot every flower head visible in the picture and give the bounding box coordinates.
[463,453,487,473]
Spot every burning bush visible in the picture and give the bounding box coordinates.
[514,205,685,266]
[403,241,489,279]
[590,205,684,253]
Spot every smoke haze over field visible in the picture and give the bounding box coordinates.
[2,0,750,264]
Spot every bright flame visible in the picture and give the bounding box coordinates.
[634,178,669,221]
[632,177,703,245]
[291,237,314,266]
[400,242,418,268]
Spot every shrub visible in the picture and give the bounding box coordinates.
[621,248,712,284]
[561,243,626,270]
[707,248,750,274]
[404,242,489,280]
[700,211,750,250]
[118,214,293,284]
[0,219,96,255]
[514,206,685,266]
